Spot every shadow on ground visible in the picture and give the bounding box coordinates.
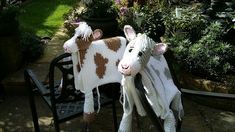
[0,95,235,132]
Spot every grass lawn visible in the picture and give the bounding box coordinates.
[19,0,79,38]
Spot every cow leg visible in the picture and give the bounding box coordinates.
[164,110,176,132]
[170,92,184,120]
[83,91,95,123]
[118,87,134,132]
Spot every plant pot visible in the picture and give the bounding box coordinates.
[180,72,235,112]
[177,71,235,94]
[80,15,118,37]
[0,34,23,80]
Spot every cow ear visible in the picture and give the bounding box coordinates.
[92,29,103,40]
[152,43,168,55]
[124,25,136,41]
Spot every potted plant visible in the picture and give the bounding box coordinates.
[80,0,118,36]
[115,0,166,40]
[0,4,22,80]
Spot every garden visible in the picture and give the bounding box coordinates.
[0,0,235,131]
[0,0,77,80]
[63,0,235,94]
[0,0,234,99]
[0,0,234,98]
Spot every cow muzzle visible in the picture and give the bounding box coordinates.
[118,63,132,76]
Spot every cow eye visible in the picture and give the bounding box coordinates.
[129,49,133,52]
[138,52,143,57]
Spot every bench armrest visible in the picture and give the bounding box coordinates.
[24,69,49,95]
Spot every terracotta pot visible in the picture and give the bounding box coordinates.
[177,71,235,94]
[81,16,118,37]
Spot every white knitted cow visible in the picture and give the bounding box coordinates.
[118,25,184,132]
[63,22,126,122]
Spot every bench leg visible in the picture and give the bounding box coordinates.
[28,88,40,132]
[112,99,118,132]
[53,120,60,132]
[25,71,40,132]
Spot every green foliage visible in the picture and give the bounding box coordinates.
[20,32,45,62]
[115,1,165,40]
[141,9,165,42]
[114,1,235,82]
[115,0,143,31]
[163,6,207,42]
[167,22,235,81]
[81,0,118,18]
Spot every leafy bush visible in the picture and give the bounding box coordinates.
[167,22,235,81]
[115,0,141,31]
[141,10,165,42]
[115,1,165,41]
[163,6,207,42]
[81,0,118,18]
[20,32,45,62]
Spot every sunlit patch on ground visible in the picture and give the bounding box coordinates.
[38,116,53,126]
[220,112,235,123]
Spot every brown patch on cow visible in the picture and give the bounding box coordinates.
[103,37,121,52]
[94,53,108,79]
[76,36,93,66]
[116,59,120,67]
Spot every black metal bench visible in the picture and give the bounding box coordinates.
[24,53,119,132]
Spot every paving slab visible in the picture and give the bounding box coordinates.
[34,45,64,64]
[1,63,50,95]
[1,95,235,132]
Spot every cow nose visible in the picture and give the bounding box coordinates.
[121,64,129,69]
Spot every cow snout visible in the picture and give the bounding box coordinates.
[118,63,132,76]
[121,64,130,70]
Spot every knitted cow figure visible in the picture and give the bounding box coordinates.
[63,22,126,122]
[118,25,184,132]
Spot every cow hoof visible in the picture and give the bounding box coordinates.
[83,112,96,123]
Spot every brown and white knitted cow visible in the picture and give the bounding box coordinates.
[63,22,126,122]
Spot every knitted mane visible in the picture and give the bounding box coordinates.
[75,22,93,40]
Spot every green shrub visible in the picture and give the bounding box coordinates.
[115,1,141,31]
[142,11,165,42]
[163,6,207,42]
[115,2,165,41]
[20,32,45,62]
[168,22,235,81]
[81,0,118,18]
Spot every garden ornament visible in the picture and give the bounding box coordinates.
[63,22,127,122]
[118,25,184,132]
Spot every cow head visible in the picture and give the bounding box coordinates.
[63,22,103,53]
[118,25,167,76]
